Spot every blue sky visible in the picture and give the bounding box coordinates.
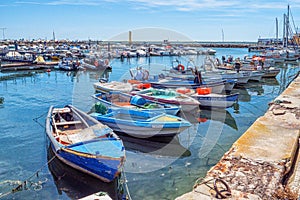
[0,0,299,42]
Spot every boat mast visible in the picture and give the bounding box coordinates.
[286,5,290,48]
[283,14,286,48]
[276,18,278,46]
[53,30,56,41]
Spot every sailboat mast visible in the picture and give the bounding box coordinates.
[53,30,56,41]
[283,14,286,47]
[286,4,290,48]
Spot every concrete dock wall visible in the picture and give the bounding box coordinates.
[176,74,300,200]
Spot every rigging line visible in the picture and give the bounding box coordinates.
[289,8,298,34]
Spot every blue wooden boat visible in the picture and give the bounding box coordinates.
[92,91,180,115]
[47,146,126,200]
[46,105,126,182]
[90,108,191,138]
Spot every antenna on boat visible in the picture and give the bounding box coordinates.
[53,30,56,41]
[0,27,7,40]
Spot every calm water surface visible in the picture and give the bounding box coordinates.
[0,48,299,200]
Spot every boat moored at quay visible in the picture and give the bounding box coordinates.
[2,38,300,200]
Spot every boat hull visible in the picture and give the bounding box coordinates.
[192,93,239,108]
[45,105,125,183]
[262,69,280,78]
[90,109,191,138]
[131,89,200,112]
[92,92,180,115]
[132,94,199,112]
[150,80,225,93]
[93,81,133,94]
[51,143,122,182]
[94,121,188,137]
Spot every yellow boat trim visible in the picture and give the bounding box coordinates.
[154,116,179,122]
[62,148,125,161]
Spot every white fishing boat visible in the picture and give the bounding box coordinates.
[131,88,200,112]
[191,92,239,108]
[93,81,133,94]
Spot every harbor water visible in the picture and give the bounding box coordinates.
[0,48,299,200]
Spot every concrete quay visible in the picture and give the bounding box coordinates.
[176,74,300,200]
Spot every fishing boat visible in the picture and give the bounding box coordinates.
[93,81,133,94]
[81,57,112,70]
[129,65,226,93]
[191,92,239,109]
[131,88,200,112]
[92,91,180,115]
[175,87,239,109]
[90,108,192,138]
[148,78,226,93]
[47,146,126,200]
[57,57,81,71]
[246,71,264,82]
[45,105,126,182]
[262,68,280,78]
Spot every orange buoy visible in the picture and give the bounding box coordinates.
[176,88,191,94]
[197,118,207,123]
[137,83,151,89]
[196,87,211,95]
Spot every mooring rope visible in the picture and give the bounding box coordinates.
[0,155,57,199]
[121,167,132,200]
[33,111,48,128]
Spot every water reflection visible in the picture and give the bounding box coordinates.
[232,77,280,102]
[178,107,201,124]
[47,146,126,200]
[199,108,238,130]
[0,70,46,82]
[119,134,191,157]
[261,77,279,86]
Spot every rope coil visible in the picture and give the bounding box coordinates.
[193,177,231,199]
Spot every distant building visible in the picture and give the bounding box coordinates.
[257,38,283,45]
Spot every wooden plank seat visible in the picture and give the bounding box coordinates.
[55,120,82,126]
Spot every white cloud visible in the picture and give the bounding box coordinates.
[12,0,296,14]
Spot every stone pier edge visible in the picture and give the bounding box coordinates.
[176,73,300,200]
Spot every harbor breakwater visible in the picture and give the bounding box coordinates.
[176,73,300,199]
